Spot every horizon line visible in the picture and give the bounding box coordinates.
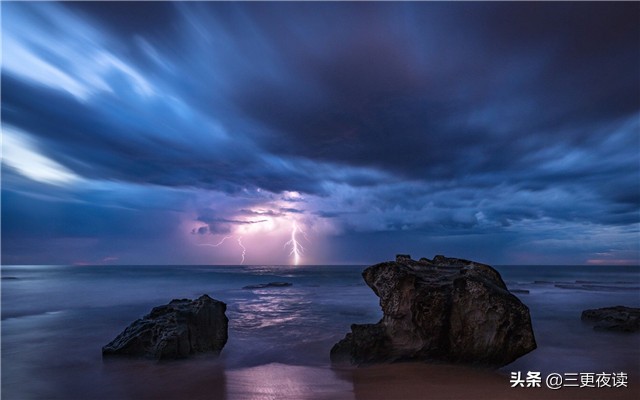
[2,263,639,268]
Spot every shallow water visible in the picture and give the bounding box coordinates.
[1,264,639,399]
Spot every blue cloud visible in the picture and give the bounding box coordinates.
[2,1,638,265]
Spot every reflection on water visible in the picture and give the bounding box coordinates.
[1,264,638,399]
[233,290,312,329]
[226,363,353,400]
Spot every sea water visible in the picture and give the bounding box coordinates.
[1,264,639,399]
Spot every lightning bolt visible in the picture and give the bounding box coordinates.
[284,221,304,265]
[237,237,246,265]
[199,235,246,265]
[198,236,232,248]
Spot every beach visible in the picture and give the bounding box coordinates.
[2,264,639,399]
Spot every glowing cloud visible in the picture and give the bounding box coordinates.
[3,126,81,186]
[3,3,155,101]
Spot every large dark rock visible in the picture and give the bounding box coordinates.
[581,306,640,332]
[331,255,536,367]
[103,294,228,360]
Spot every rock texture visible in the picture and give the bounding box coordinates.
[331,255,536,367]
[103,294,228,360]
[581,306,640,332]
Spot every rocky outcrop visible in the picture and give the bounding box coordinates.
[242,282,293,289]
[581,306,640,332]
[330,255,536,367]
[103,294,228,360]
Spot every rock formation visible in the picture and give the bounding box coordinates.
[581,306,640,332]
[331,255,536,367]
[103,294,228,360]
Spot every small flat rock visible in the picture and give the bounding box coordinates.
[581,306,640,332]
[242,282,293,289]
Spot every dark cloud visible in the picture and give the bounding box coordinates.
[2,1,638,264]
[70,1,177,38]
[239,209,284,217]
[192,226,209,235]
[195,209,269,235]
[221,2,639,183]
[314,211,346,219]
[0,184,184,249]
[279,208,304,214]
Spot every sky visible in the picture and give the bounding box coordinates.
[1,1,639,266]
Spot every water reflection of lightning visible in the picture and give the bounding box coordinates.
[237,237,246,265]
[285,221,304,265]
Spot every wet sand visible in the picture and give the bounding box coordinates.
[90,359,640,400]
[344,362,639,400]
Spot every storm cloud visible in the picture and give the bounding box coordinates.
[2,1,638,265]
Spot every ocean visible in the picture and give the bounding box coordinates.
[1,264,639,399]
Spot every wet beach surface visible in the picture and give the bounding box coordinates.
[2,264,638,399]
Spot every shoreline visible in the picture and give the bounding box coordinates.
[2,264,638,399]
[96,360,640,400]
[344,362,640,400]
